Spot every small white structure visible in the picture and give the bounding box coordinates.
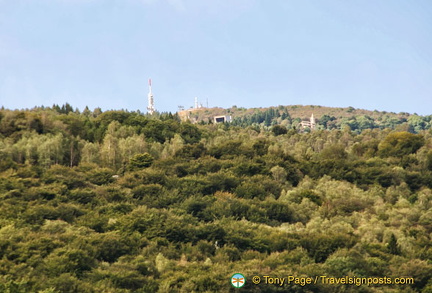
[300,114,316,130]
[193,97,204,109]
[147,78,156,115]
[214,115,232,123]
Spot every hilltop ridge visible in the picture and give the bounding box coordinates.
[178,104,428,133]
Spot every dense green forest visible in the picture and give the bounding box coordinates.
[1,104,432,292]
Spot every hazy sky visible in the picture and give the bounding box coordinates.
[0,0,431,114]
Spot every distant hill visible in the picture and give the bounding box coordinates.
[1,103,432,292]
[178,104,430,133]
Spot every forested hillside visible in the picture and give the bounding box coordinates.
[1,105,432,292]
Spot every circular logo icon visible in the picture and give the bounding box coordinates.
[231,273,246,288]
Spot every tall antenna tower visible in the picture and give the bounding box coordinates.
[147,78,156,115]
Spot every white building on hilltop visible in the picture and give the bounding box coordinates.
[213,115,232,123]
[300,114,316,130]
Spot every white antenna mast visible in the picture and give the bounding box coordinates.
[147,78,156,115]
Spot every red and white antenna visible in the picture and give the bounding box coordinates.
[147,78,155,114]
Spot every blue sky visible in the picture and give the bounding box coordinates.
[0,0,431,115]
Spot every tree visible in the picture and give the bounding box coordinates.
[378,132,425,157]
[101,133,119,168]
[118,135,147,163]
[129,153,154,170]
[175,143,206,159]
[319,144,347,160]
[252,139,269,156]
[100,121,122,169]
[80,141,101,165]
[179,123,201,144]
[407,115,427,133]
[37,133,65,167]
[388,233,400,255]
[320,115,336,129]
[270,166,287,182]
[272,125,287,136]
